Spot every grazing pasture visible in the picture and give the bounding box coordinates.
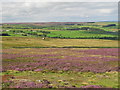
[1,22,118,40]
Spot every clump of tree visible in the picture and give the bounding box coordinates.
[22,34,27,36]
[0,33,10,36]
[103,24,116,27]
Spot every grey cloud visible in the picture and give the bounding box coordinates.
[0,0,119,2]
[1,2,118,22]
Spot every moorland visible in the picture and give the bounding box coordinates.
[1,22,119,88]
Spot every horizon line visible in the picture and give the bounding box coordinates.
[1,21,118,24]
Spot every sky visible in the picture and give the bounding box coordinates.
[0,0,119,23]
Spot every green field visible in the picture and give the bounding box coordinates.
[46,30,117,39]
[1,22,119,40]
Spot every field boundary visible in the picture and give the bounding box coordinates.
[12,46,120,48]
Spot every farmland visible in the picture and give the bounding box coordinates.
[1,22,119,89]
[1,22,119,40]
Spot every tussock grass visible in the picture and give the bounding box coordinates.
[2,37,118,48]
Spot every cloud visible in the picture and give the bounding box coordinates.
[1,2,118,22]
[0,0,119,2]
[98,9,114,14]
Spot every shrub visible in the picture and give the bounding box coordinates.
[0,33,10,36]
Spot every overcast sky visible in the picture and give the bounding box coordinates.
[1,0,119,23]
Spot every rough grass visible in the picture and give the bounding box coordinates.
[1,70,118,88]
[2,37,118,48]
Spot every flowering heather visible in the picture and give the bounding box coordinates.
[2,80,50,88]
[2,48,118,73]
[81,85,102,88]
